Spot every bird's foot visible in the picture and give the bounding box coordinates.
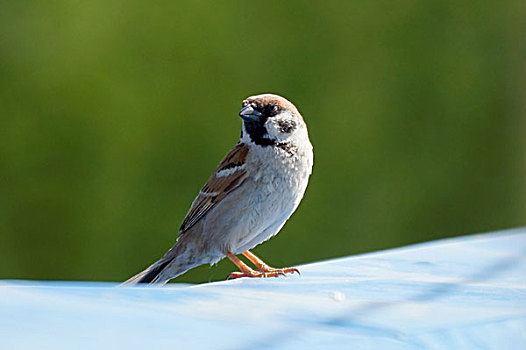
[227,266,300,280]
[226,270,263,280]
[225,251,300,280]
[258,265,300,277]
[243,250,300,277]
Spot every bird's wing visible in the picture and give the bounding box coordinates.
[179,142,250,233]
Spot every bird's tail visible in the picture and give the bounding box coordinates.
[122,238,203,285]
[122,257,173,285]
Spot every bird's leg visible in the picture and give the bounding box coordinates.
[225,252,264,279]
[225,251,300,280]
[242,250,300,277]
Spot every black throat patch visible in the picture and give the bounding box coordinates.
[243,119,275,146]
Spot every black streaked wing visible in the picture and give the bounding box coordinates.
[179,143,249,233]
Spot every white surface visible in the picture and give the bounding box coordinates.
[1,228,525,349]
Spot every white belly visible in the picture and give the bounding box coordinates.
[200,144,312,260]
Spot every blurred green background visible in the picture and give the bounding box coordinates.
[1,1,525,283]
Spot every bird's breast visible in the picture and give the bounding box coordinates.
[199,141,313,257]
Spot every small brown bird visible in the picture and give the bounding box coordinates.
[124,94,313,285]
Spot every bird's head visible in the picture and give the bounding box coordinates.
[239,94,307,146]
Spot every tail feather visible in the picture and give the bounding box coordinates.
[122,237,204,285]
[122,258,172,285]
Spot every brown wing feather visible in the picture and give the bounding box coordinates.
[179,143,249,233]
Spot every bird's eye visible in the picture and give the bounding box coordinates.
[272,105,280,114]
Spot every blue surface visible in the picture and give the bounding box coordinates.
[1,228,525,349]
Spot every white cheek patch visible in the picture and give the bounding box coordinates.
[265,111,297,140]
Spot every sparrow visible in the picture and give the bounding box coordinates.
[124,93,313,285]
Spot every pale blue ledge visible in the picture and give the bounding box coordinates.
[1,228,525,349]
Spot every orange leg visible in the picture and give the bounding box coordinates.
[225,252,264,279]
[225,251,300,280]
[243,250,300,277]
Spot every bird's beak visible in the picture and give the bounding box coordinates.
[239,105,262,122]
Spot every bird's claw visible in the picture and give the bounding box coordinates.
[226,267,300,280]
